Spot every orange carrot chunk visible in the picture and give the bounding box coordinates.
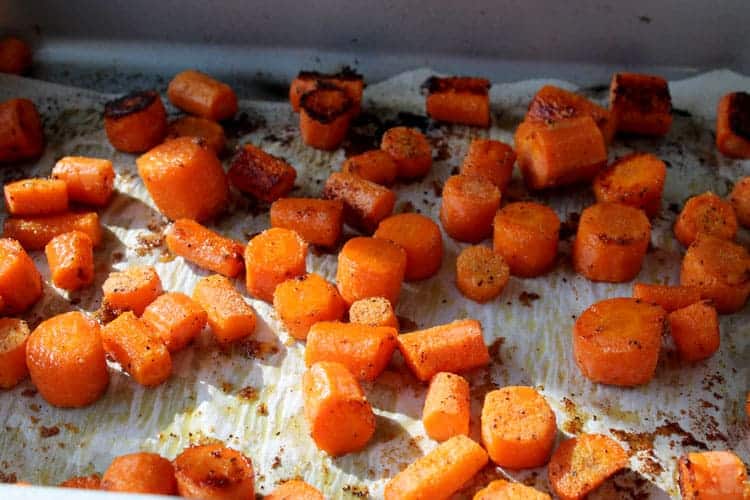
[678,450,748,500]
[384,434,488,500]
[632,283,701,312]
[548,434,628,500]
[270,198,343,248]
[729,176,750,228]
[668,301,720,362]
[101,452,177,495]
[397,319,490,382]
[374,213,443,281]
[0,37,31,75]
[424,76,491,127]
[305,321,397,381]
[137,136,228,222]
[142,292,208,352]
[0,98,43,163]
[440,174,501,243]
[0,318,30,389]
[26,311,109,407]
[273,273,347,340]
[348,297,399,329]
[493,201,560,277]
[423,372,470,442]
[593,153,667,217]
[302,361,376,456]
[0,238,42,314]
[193,274,257,344]
[165,219,245,278]
[460,138,516,191]
[674,192,738,247]
[342,149,398,186]
[266,480,324,500]
[245,228,308,303]
[51,156,115,207]
[610,72,672,137]
[300,86,352,150]
[102,265,163,316]
[167,115,226,154]
[573,297,665,386]
[322,171,395,233]
[4,179,68,216]
[336,236,406,305]
[174,443,255,500]
[381,126,432,179]
[573,202,651,283]
[289,69,364,115]
[228,143,297,203]
[473,479,551,500]
[716,92,750,159]
[681,233,750,314]
[104,90,167,153]
[59,474,102,490]
[168,70,238,121]
[3,211,102,250]
[44,230,95,291]
[456,245,509,303]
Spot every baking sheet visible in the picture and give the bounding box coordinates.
[0,68,748,499]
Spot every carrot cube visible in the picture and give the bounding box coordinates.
[273,273,346,340]
[165,219,245,278]
[381,126,432,179]
[193,274,257,344]
[0,37,31,75]
[245,228,308,303]
[173,444,255,500]
[270,198,343,248]
[228,143,297,203]
[632,283,701,312]
[44,230,95,291]
[102,265,163,316]
[474,480,551,500]
[668,301,720,362]
[716,92,750,159]
[336,236,406,306]
[300,87,352,150]
[729,176,750,228]
[493,201,560,278]
[101,452,177,495]
[460,138,516,191]
[142,292,207,352]
[0,98,43,163]
[422,372,470,442]
[440,174,501,243]
[104,90,167,153]
[4,179,68,216]
[425,76,491,127]
[289,69,364,115]
[609,72,672,137]
[455,245,509,303]
[342,149,398,186]
[0,238,42,314]
[374,213,443,281]
[674,192,738,247]
[593,153,667,217]
[267,480,324,500]
[0,318,30,389]
[51,156,116,206]
[322,172,395,233]
[678,451,748,500]
[348,297,399,329]
[3,211,102,250]
[167,70,238,121]
[166,116,226,155]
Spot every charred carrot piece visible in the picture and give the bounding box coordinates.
[473,479,551,500]
[574,297,665,386]
[729,176,750,228]
[424,76,491,127]
[26,311,109,407]
[142,292,207,352]
[610,72,672,137]
[678,450,748,500]
[322,171,395,233]
[0,37,31,75]
[305,321,397,381]
[384,435,488,500]
[632,283,701,312]
[245,228,308,303]
[493,201,560,277]
[300,86,352,150]
[374,213,443,281]
[348,296,399,329]
[456,245,509,303]
[303,361,376,456]
[440,174,501,243]
[166,115,226,154]
[4,179,68,216]
[342,149,398,186]
[101,452,177,495]
[174,443,255,499]
[674,192,738,247]
[102,265,163,316]
[44,230,95,291]
[0,238,42,314]
[668,301,720,362]
[228,143,297,203]
[423,372,470,441]
[270,198,343,248]
[59,474,102,490]
[267,480,324,500]
[165,218,245,278]
[193,274,257,344]
[3,211,102,250]
[593,153,667,217]
[0,98,43,163]
[273,273,346,340]
[0,318,30,389]
[381,126,432,179]
[397,319,490,382]
[168,70,238,121]
[716,92,750,159]
[104,90,167,153]
[51,156,115,207]
[336,236,406,305]
[289,69,364,115]
[460,138,516,191]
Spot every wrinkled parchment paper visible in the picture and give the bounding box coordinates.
[0,68,748,499]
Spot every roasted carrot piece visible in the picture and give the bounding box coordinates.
[422,372,470,442]
[137,136,228,221]
[729,176,750,228]
[193,274,257,344]
[593,153,667,217]
[0,318,29,389]
[384,434,488,500]
[322,171,395,233]
[336,236,406,305]
[3,211,102,250]
[142,292,208,352]
[0,238,42,314]
[273,273,347,340]
[514,116,607,190]
[348,297,399,329]
[0,98,43,162]
[0,37,31,75]
[678,450,748,500]
[102,265,163,316]
[374,213,443,281]
[167,115,226,154]
[305,321,397,381]
[104,90,167,153]
[668,301,720,362]
[632,283,701,312]
[44,230,94,291]
[342,149,398,185]
[548,434,628,500]
[173,443,255,500]
[101,452,177,495]
[381,126,433,179]
[4,179,67,216]
[681,233,750,314]
[573,297,665,386]
[610,72,672,137]
[460,138,516,191]
[270,198,343,248]
[716,92,750,159]
[440,174,501,243]
[60,474,102,489]
[165,219,245,278]
[51,156,115,207]
[302,361,376,456]
[397,319,490,382]
[300,86,352,150]
[573,202,651,283]
[266,480,324,500]
[289,69,364,115]
[493,201,560,277]
[424,76,491,127]
[245,228,308,303]
[674,192,738,247]
[228,143,297,203]
[456,245,509,303]
[474,480,550,500]
[168,70,238,121]
[26,311,109,407]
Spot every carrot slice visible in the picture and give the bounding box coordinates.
[547,434,628,500]
[716,92,750,159]
[0,318,29,389]
[174,443,255,500]
[289,69,364,115]
[348,297,399,329]
[336,236,406,305]
[573,297,665,386]
[51,156,115,207]
[193,274,257,344]
[101,452,177,495]
[299,86,352,150]
[167,115,226,154]
[384,435,488,500]
[674,192,738,247]
[102,265,163,316]
[668,301,720,362]
[424,76,491,127]
[26,311,109,407]
[473,479,551,500]
[3,211,102,250]
[44,230,95,291]
[374,213,443,281]
[0,37,31,75]
[456,245,509,303]
[0,238,42,314]
[632,283,701,312]
[593,153,667,217]
[167,70,238,121]
[165,219,245,278]
[4,179,68,216]
[342,149,398,186]
[381,126,432,179]
[729,176,750,228]
[423,372,470,442]
[305,321,397,381]
[142,292,208,352]
[610,72,672,137]
[245,228,308,303]
[302,361,376,456]
[60,474,102,489]
[104,90,167,153]
[397,319,490,382]
[322,172,395,233]
[266,480,324,500]
[270,198,343,248]
[460,138,516,191]
[228,143,297,203]
[493,201,560,277]
[678,450,748,500]
[273,273,347,340]
[0,98,43,163]
[440,174,501,243]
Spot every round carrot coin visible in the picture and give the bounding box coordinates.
[674,192,737,247]
[102,452,177,495]
[455,245,509,303]
[381,126,432,179]
[336,236,406,305]
[374,213,443,281]
[493,201,560,277]
[173,443,255,500]
[440,174,501,243]
[593,152,666,217]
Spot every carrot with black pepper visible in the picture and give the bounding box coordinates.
[104,90,167,153]
[193,274,257,344]
[455,245,509,303]
[165,219,245,278]
[440,174,501,243]
[3,211,102,250]
[228,143,297,203]
[425,76,491,127]
[0,318,30,389]
[460,138,516,191]
[493,201,560,277]
[270,198,343,248]
[322,172,395,233]
[299,86,352,150]
[0,238,42,314]
[422,372,470,441]
[102,265,163,316]
[245,228,308,303]
[381,126,432,179]
[374,213,443,281]
[609,72,672,136]
[173,443,255,500]
[674,192,738,246]
[4,179,68,216]
[593,153,667,217]
[101,452,177,495]
[273,273,346,340]
[51,156,115,207]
